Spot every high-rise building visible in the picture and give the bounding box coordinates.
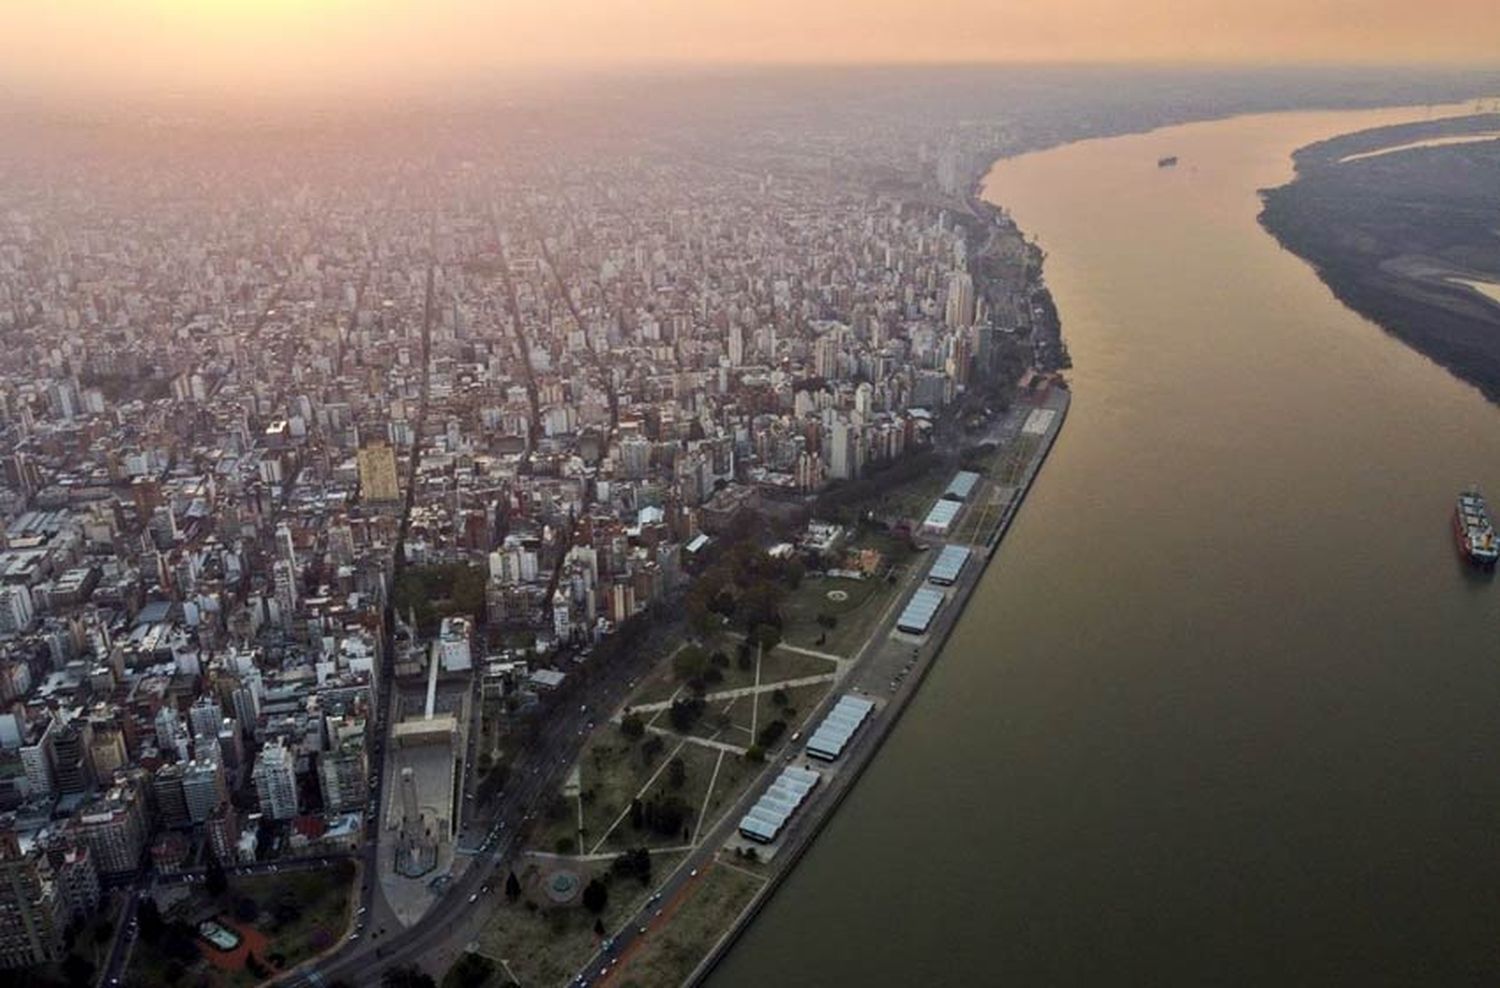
[275,522,298,572]
[47,844,99,923]
[181,759,225,825]
[188,696,223,738]
[273,559,299,624]
[728,323,745,366]
[152,764,190,830]
[205,802,242,866]
[19,718,55,802]
[252,739,299,821]
[945,271,976,329]
[318,735,368,813]
[827,418,863,481]
[72,778,148,879]
[619,437,651,480]
[357,442,401,503]
[0,830,65,970]
[87,723,128,782]
[0,586,33,635]
[49,719,93,796]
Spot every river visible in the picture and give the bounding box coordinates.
[709,104,1500,986]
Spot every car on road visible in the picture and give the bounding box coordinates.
[468,893,479,903]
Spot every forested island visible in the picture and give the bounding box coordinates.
[1260,113,1500,401]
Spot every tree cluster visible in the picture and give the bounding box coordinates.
[610,848,653,885]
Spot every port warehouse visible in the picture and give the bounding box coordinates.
[920,499,961,536]
[920,470,981,536]
[944,470,981,501]
[738,765,822,844]
[806,694,876,761]
[927,544,972,586]
[896,586,945,635]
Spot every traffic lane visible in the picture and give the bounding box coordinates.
[316,710,597,979]
[312,644,662,981]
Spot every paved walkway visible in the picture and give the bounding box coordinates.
[588,737,689,855]
[641,726,749,757]
[626,673,838,713]
[527,845,696,864]
[774,642,849,666]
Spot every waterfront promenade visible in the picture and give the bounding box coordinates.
[566,382,1072,986]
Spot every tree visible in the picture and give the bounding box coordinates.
[234,896,260,924]
[672,646,709,682]
[751,622,782,650]
[137,899,165,943]
[446,953,496,988]
[619,713,645,740]
[205,855,228,897]
[582,878,608,915]
[61,953,95,986]
[92,918,115,944]
[667,756,687,790]
[245,954,269,979]
[504,870,521,902]
[757,719,787,748]
[384,966,436,988]
[610,848,652,885]
[668,696,704,733]
[593,917,606,937]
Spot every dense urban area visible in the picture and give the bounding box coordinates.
[0,67,1495,988]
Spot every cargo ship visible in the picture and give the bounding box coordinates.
[1157,155,1178,168]
[1453,488,1499,568]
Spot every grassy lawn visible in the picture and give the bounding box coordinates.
[697,750,759,831]
[479,853,683,988]
[753,680,834,749]
[629,639,834,715]
[533,729,700,856]
[780,573,899,657]
[592,741,720,855]
[613,862,766,988]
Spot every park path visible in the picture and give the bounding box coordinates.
[626,673,837,713]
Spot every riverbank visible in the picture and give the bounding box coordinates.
[677,383,1070,986]
[1258,113,1500,402]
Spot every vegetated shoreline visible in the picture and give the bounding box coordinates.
[1257,113,1500,404]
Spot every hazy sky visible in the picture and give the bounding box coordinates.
[3,0,1498,100]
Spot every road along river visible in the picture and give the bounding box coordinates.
[710,103,1500,986]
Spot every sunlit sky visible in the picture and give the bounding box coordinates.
[2,0,1498,100]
